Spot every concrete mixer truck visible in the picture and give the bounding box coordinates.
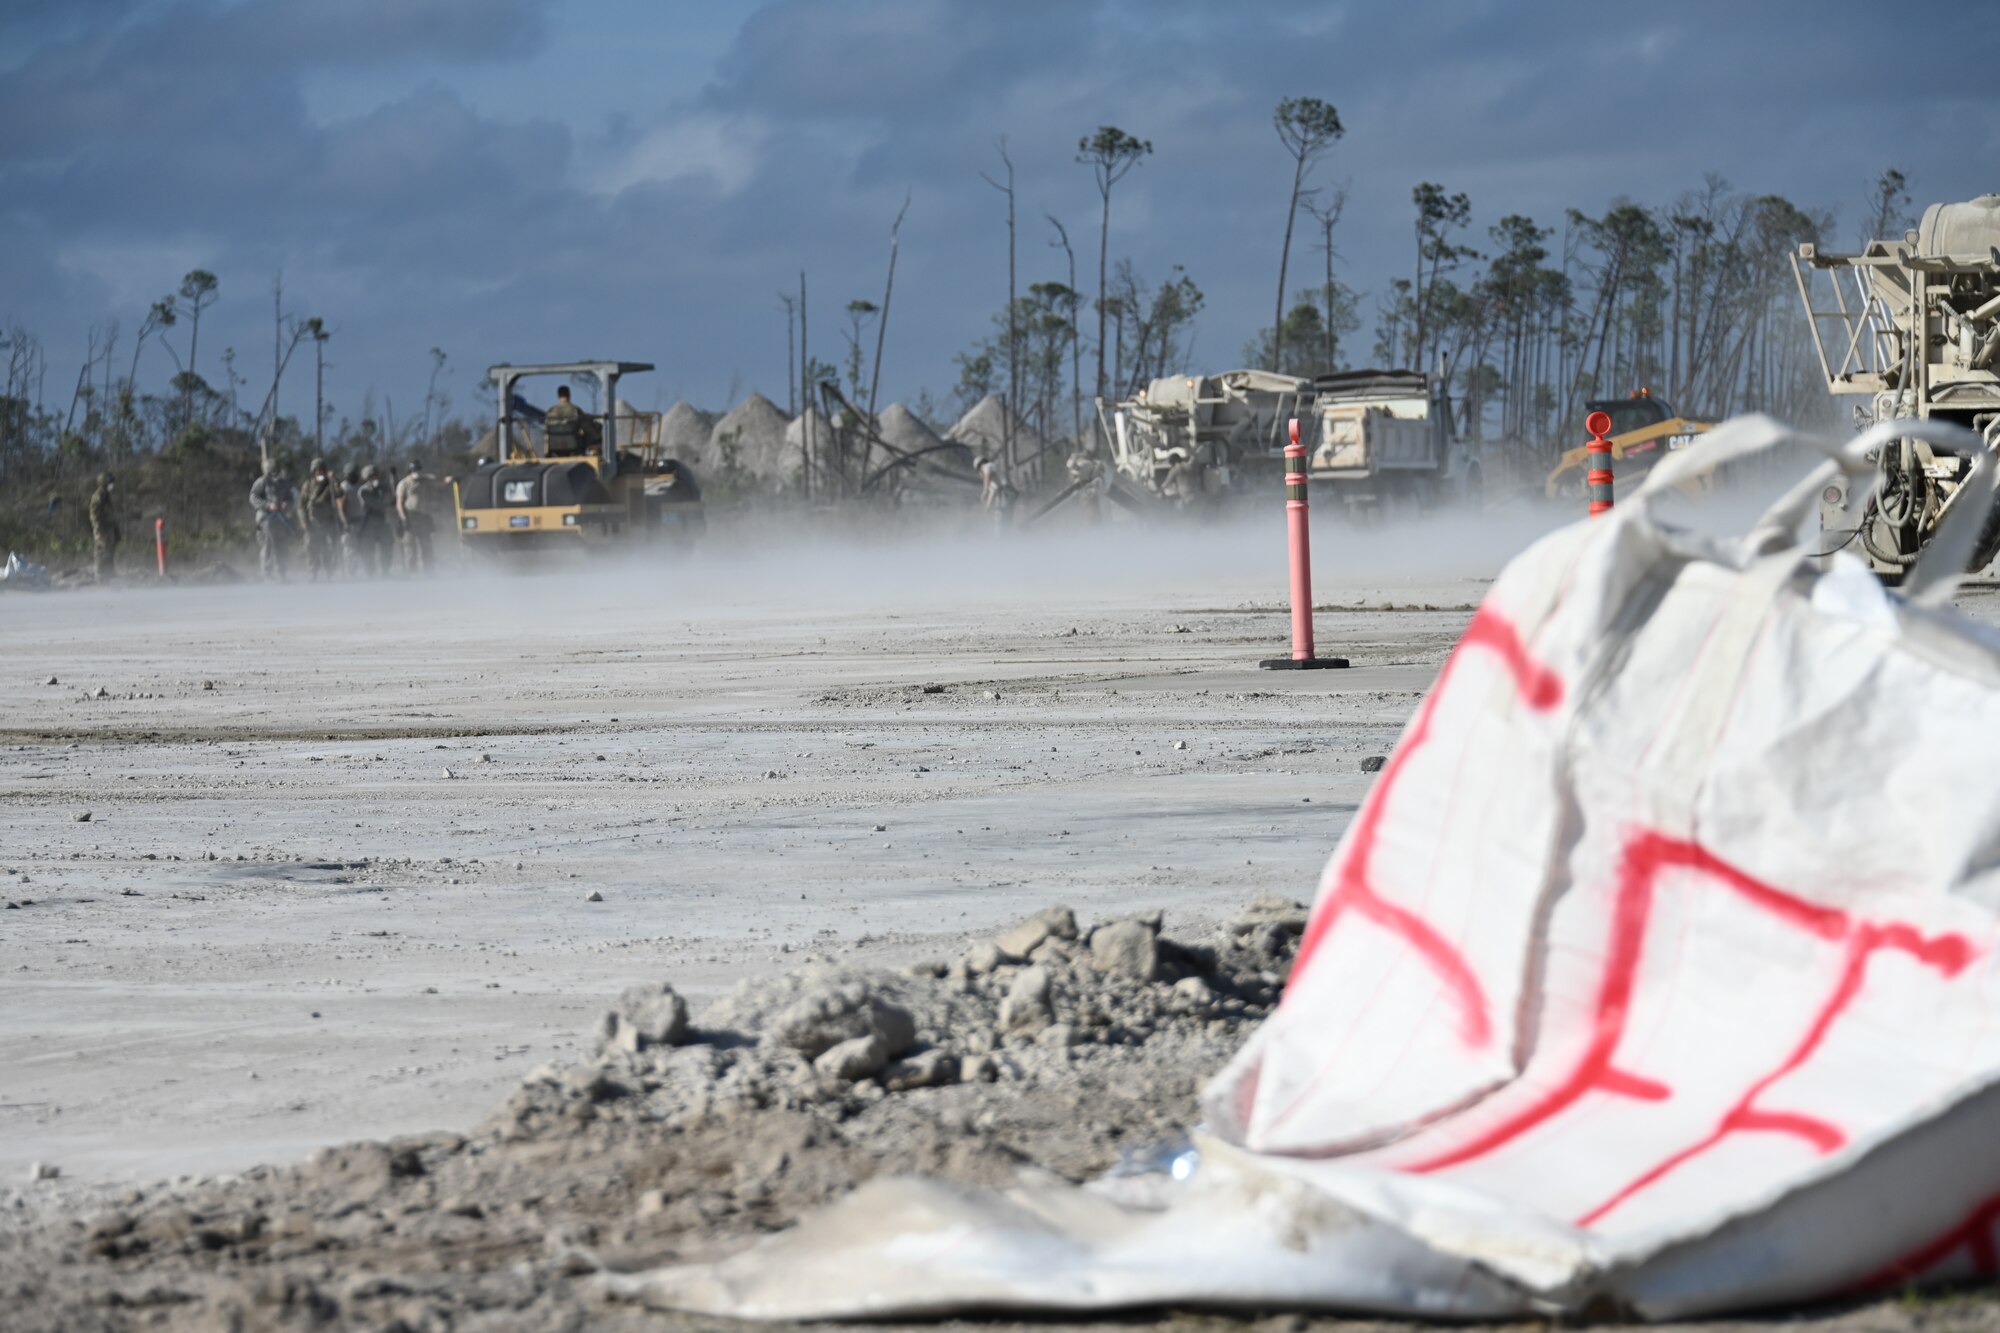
[1795,194,2000,576]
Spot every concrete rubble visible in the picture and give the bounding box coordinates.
[0,900,1306,1330]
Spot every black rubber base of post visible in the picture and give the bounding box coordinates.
[1258,656,1350,670]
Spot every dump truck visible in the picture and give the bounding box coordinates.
[455,360,705,553]
[1543,390,1716,501]
[1795,194,2000,575]
[1095,365,1475,513]
[1308,368,1478,511]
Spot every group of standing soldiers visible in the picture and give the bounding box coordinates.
[248,456,444,582]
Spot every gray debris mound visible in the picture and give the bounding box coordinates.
[707,392,795,491]
[660,400,715,468]
[2,898,1312,1333]
[485,899,1307,1146]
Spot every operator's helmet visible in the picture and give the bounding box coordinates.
[264,460,282,479]
[99,471,114,486]
[310,457,327,473]
[360,464,380,482]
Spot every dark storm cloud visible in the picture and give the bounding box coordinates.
[1,0,1996,424]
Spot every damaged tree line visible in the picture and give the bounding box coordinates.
[0,269,473,559]
[0,85,1916,552]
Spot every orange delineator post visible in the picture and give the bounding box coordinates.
[1260,418,1348,671]
[1287,420,1314,658]
[155,517,167,578]
[1586,409,1615,517]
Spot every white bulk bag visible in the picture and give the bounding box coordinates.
[608,416,2000,1320]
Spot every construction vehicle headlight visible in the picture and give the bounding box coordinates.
[461,517,477,531]
[562,513,579,526]
[1822,486,1844,506]
[509,516,531,529]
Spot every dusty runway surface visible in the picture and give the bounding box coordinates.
[10,511,2000,1330]
[0,514,1502,1188]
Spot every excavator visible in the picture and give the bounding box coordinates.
[1543,388,1717,502]
[454,360,705,554]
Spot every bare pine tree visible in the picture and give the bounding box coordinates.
[979,138,1019,471]
[1270,97,1344,371]
[176,269,218,429]
[1077,126,1152,405]
[1046,213,1082,443]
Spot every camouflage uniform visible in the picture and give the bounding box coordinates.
[337,467,372,576]
[248,466,297,582]
[297,459,342,581]
[395,463,436,575]
[87,474,120,582]
[544,395,584,455]
[357,465,394,576]
[976,457,1017,533]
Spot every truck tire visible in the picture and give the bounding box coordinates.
[1969,491,2000,574]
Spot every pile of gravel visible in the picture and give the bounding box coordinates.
[778,409,832,491]
[0,899,1309,1332]
[659,402,715,470]
[486,897,1306,1148]
[877,402,973,502]
[948,393,1045,468]
[706,393,792,491]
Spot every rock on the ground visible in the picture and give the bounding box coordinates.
[813,1032,890,1083]
[766,980,916,1061]
[962,942,1011,975]
[995,905,1078,958]
[999,965,1055,1034]
[595,981,689,1055]
[1234,893,1310,933]
[1090,917,1160,982]
[883,1049,957,1091]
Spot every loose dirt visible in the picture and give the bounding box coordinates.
[6,514,1996,1330]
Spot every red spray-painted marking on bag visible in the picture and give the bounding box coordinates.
[1286,607,1564,1048]
[1858,1191,2000,1288]
[1401,831,1975,1229]
[1279,600,1982,1232]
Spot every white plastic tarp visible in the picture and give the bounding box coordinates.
[607,416,2000,1320]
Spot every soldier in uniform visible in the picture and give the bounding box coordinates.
[248,461,296,582]
[357,464,395,576]
[337,465,370,575]
[544,385,582,455]
[297,457,342,581]
[395,457,437,575]
[975,455,1017,532]
[87,472,120,582]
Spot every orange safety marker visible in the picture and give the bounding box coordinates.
[155,517,168,578]
[1260,418,1349,671]
[1586,410,1615,517]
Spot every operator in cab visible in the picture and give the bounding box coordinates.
[545,384,583,455]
